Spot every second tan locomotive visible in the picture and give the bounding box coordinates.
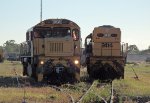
[84,25,127,80]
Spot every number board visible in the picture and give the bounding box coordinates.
[102,43,113,47]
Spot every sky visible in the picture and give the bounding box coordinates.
[0,0,150,50]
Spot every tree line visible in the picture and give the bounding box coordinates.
[127,45,150,54]
[0,40,20,54]
[0,40,20,60]
[0,40,150,55]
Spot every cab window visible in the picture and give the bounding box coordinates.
[111,34,117,37]
[34,31,40,38]
[97,33,104,37]
[53,27,71,38]
[72,29,79,41]
[33,28,51,38]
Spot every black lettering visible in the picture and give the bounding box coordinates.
[102,43,113,48]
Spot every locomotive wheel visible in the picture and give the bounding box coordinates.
[27,63,32,77]
[31,65,37,79]
[115,62,124,79]
[120,67,124,79]
[87,65,91,74]
[87,64,94,79]
[23,65,27,76]
[87,62,103,79]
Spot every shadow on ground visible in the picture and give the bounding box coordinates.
[0,76,39,87]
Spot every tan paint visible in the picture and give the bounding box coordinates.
[93,27,121,42]
[33,38,44,55]
[93,42,121,56]
[92,26,121,56]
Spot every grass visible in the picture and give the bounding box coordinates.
[0,61,150,102]
[81,80,112,103]
[112,63,150,102]
[0,87,68,103]
[82,92,100,103]
[0,60,83,103]
[0,60,22,76]
[81,63,150,103]
[113,63,150,96]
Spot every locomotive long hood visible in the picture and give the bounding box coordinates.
[44,38,74,56]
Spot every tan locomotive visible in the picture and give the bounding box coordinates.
[84,25,128,80]
[20,19,81,83]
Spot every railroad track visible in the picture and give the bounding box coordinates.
[49,85,75,103]
[10,62,115,103]
[75,80,114,103]
[11,61,75,103]
[75,81,94,103]
[110,81,114,103]
[96,81,114,103]
[11,62,33,87]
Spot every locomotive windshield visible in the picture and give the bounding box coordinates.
[52,27,71,38]
[33,27,71,38]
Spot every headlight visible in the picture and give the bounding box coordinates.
[40,61,44,65]
[74,60,79,65]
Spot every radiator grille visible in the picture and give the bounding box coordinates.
[49,42,63,53]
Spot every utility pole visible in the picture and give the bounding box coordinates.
[40,0,42,22]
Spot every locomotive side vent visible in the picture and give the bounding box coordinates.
[49,42,63,53]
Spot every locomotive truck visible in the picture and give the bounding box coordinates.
[20,19,81,83]
[84,25,128,80]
